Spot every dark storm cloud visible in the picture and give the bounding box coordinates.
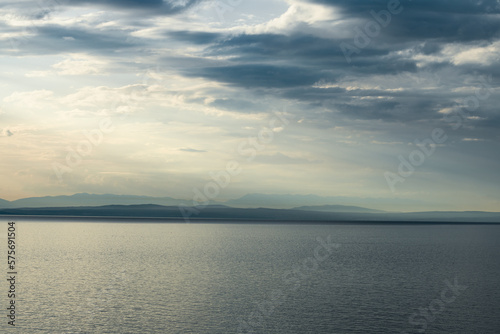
[280,85,453,126]
[62,0,203,15]
[4,0,203,20]
[65,0,165,7]
[6,0,496,134]
[193,32,418,88]
[333,98,441,122]
[199,0,500,68]
[176,28,494,131]
[205,33,379,65]
[167,31,223,44]
[184,64,325,88]
[3,24,143,56]
[160,0,499,135]
[458,61,500,79]
[309,0,500,42]
[38,25,135,48]
[310,0,500,14]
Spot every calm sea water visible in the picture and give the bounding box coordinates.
[5,221,500,333]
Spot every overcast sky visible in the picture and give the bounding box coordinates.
[0,0,499,211]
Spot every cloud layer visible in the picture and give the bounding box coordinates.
[0,0,499,211]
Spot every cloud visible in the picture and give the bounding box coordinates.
[3,89,54,105]
[167,31,223,44]
[1,129,14,137]
[179,148,207,153]
[462,138,485,142]
[159,0,499,137]
[27,24,139,54]
[25,70,52,77]
[52,54,108,75]
[0,0,499,210]
[185,64,326,88]
[62,0,203,15]
[208,98,261,113]
[309,0,500,42]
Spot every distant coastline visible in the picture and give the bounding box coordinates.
[1,204,499,223]
[2,215,500,225]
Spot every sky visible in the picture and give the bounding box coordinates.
[0,0,499,211]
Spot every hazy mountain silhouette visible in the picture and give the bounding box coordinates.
[223,193,427,209]
[1,193,498,222]
[0,193,385,209]
[293,205,384,213]
[0,193,192,208]
[0,204,498,223]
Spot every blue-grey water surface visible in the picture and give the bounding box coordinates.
[8,221,500,333]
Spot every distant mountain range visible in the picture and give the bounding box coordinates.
[0,193,422,211]
[223,193,429,210]
[0,193,191,208]
[0,193,498,223]
[0,193,388,211]
[292,205,384,213]
[0,204,499,223]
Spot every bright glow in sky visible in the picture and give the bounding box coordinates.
[1,0,499,211]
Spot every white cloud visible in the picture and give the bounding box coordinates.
[25,70,51,77]
[3,89,54,104]
[447,42,500,66]
[412,41,500,67]
[52,54,108,76]
[247,0,340,35]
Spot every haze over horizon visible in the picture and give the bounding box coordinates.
[1,0,499,212]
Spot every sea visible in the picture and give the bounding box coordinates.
[4,220,500,333]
